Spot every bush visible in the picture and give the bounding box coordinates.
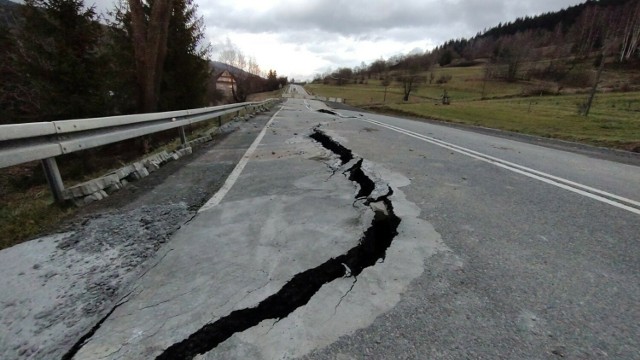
[436,74,452,84]
[560,71,593,88]
[521,84,557,96]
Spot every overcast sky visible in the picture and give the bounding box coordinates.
[87,0,585,80]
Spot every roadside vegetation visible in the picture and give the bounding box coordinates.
[306,0,640,152]
[0,105,263,250]
[307,64,640,150]
[0,0,288,248]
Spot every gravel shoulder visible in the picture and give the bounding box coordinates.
[0,109,277,359]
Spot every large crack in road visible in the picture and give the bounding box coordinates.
[155,129,401,360]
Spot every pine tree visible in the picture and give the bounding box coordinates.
[15,0,108,121]
[111,0,210,112]
[159,0,211,110]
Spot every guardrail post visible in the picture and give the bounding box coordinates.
[178,126,188,147]
[41,157,65,203]
[218,116,222,127]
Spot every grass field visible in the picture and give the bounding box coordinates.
[306,64,640,151]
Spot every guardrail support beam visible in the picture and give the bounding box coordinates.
[178,126,188,147]
[41,157,65,203]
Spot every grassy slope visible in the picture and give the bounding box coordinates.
[306,64,640,151]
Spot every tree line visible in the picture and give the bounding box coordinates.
[0,0,279,125]
[313,0,639,102]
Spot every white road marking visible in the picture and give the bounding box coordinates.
[361,117,640,216]
[199,108,282,212]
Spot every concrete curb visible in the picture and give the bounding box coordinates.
[64,147,193,207]
[62,101,280,207]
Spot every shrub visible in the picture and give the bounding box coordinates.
[436,74,452,84]
[560,71,593,88]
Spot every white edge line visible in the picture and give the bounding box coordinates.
[362,118,640,216]
[198,107,282,213]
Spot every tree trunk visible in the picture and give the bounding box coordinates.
[583,51,605,117]
[129,0,173,113]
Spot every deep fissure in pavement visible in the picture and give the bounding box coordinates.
[155,129,401,360]
[346,159,375,199]
[317,109,338,116]
[310,129,353,164]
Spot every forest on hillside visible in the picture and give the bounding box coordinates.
[316,0,640,100]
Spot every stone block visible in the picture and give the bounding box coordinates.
[113,165,134,180]
[79,180,100,196]
[105,182,122,194]
[145,161,160,173]
[138,167,149,178]
[133,162,145,172]
[83,195,96,205]
[103,174,120,187]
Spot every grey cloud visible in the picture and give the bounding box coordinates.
[200,0,583,41]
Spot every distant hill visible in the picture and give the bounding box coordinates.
[210,60,264,80]
[0,0,20,29]
[479,0,635,39]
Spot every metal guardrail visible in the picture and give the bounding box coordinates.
[0,99,278,202]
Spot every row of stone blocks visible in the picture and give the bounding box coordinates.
[62,101,276,206]
[63,147,193,206]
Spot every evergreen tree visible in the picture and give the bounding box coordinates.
[15,0,108,122]
[111,0,211,112]
[159,0,210,110]
[0,26,24,124]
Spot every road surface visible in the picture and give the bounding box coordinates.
[4,89,640,359]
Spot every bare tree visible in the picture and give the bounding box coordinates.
[570,5,604,59]
[128,0,174,113]
[218,38,237,68]
[398,57,423,101]
[381,73,390,102]
[248,56,260,76]
[617,1,640,62]
[495,32,532,82]
[236,52,247,71]
[480,61,494,100]
[582,11,615,117]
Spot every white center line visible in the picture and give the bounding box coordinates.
[361,117,640,216]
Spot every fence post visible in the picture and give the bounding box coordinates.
[178,126,188,147]
[41,157,65,203]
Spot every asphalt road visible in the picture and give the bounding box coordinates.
[13,91,638,359]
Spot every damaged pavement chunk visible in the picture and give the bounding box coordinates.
[154,129,401,359]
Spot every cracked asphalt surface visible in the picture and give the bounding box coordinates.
[70,98,440,359]
[0,111,279,359]
[2,87,639,359]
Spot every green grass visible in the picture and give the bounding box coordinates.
[306,64,640,151]
[0,184,74,250]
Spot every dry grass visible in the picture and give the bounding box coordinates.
[306,62,640,151]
